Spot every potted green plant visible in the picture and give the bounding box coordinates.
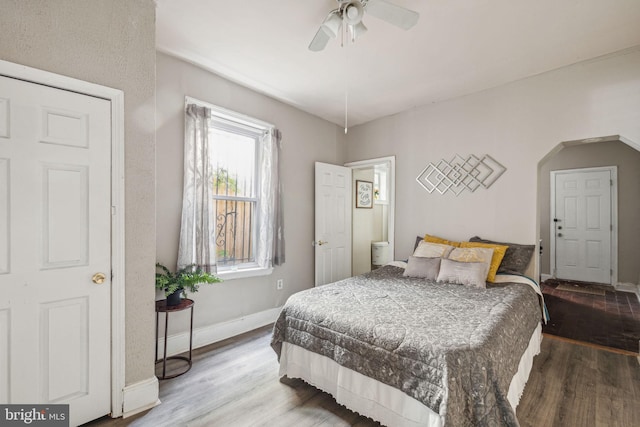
[155,263,222,306]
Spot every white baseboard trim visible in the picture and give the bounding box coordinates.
[122,376,160,418]
[614,282,637,293]
[615,283,640,303]
[158,307,282,358]
[540,274,552,282]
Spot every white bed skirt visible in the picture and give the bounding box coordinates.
[279,323,542,427]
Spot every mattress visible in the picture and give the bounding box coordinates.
[278,323,542,427]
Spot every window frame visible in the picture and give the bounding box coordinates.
[186,96,274,279]
[374,166,389,205]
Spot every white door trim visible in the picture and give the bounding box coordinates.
[550,166,618,285]
[0,60,126,417]
[345,156,396,263]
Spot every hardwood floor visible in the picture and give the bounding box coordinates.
[519,334,640,427]
[85,326,640,427]
[541,278,640,354]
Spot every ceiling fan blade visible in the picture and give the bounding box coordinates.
[309,26,332,51]
[364,0,419,30]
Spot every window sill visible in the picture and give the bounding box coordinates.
[216,266,274,281]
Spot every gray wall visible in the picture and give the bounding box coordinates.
[0,0,157,385]
[156,52,345,333]
[538,140,640,283]
[344,48,640,281]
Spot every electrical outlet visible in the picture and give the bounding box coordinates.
[276,279,284,290]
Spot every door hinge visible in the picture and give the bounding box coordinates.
[610,224,613,231]
[610,269,613,276]
[610,179,613,186]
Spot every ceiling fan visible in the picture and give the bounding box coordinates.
[309,0,419,51]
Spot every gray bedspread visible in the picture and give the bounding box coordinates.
[271,265,541,427]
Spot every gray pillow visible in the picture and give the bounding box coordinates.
[436,258,488,289]
[403,256,441,280]
[469,236,534,275]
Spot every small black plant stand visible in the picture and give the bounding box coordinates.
[155,298,194,379]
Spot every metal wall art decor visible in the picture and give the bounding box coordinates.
[416,154,507,196]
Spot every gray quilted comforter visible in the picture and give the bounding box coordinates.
[271,265,541,427]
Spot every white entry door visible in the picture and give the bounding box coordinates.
[314,162,352,286]
[552,168,614,284]
[0,75,111,425]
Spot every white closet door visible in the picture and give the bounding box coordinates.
[0,75,111,425]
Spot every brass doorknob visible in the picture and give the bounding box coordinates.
[92,272,106,284]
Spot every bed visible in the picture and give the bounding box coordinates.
[271,237,546,427]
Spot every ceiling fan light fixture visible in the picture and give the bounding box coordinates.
[349,21,368,40]
[322,10,343,38]
[342,1,364,25]
[309,0,419,51]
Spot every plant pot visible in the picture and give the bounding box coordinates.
[166,288,183,306]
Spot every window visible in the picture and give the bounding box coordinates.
[374,165,388,204]
[208,107,269,273]
[210,119,260,270]
[179,97,284,279]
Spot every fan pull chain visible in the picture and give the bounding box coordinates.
[344,21,349,134]
[344,90,348,134]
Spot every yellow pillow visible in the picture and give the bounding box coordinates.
[459,241,508,282]
[423,233,461,248]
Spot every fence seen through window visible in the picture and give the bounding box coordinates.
[211,127,258,268]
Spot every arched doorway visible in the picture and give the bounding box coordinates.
[537,135,640,290]
[536,134,640,354]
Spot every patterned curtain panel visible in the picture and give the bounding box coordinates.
[177,104,217,273]
[257,128,285,267]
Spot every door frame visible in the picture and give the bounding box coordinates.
[550,166,618,285]
[345,156,396,264]
[0,60,126,417]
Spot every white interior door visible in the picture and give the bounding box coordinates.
[552,168,613,284]
[314,162,352,286]
[0,75,111,425]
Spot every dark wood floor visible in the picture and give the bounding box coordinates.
[542,279,640,354]
[86,326,640,427]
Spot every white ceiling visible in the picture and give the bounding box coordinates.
[156,0,640,128]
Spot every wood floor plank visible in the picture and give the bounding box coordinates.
[553,344,597,427]
[623,355,640,424]
[84,326,640,427]
[595,349,640,427]
[517,337,570,426]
